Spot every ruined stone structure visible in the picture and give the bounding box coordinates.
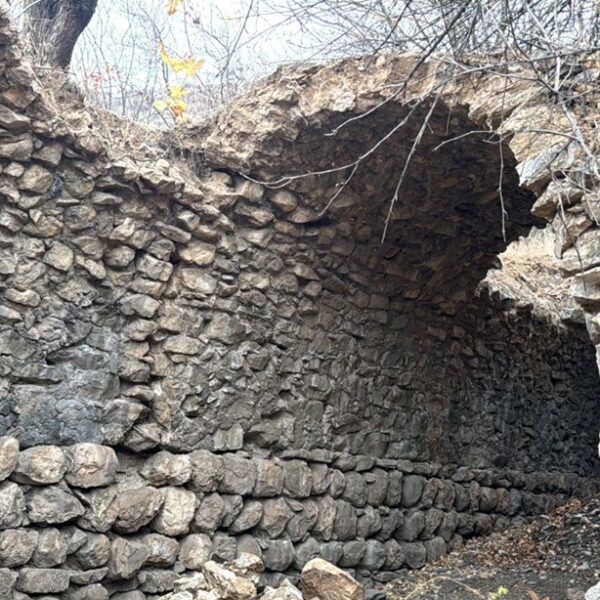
[0,1,599,597]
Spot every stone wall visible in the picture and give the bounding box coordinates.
[1,439,599,598]
[1,129,599,474]
[0,2,600,596]
[0,40,598,475]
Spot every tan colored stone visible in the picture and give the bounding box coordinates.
[66,444,118,488]
[12,446,67,485]
[203,560,256,600]
[301,558,365,600]
[0,437,18,482]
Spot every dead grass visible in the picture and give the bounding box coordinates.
[484,227,576,325]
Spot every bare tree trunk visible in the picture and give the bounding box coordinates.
[21,0,98,69]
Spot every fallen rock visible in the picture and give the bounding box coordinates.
[203,560,257,600]
[586,582,600,600]
[262,580,303,599]
[301,557,365,600]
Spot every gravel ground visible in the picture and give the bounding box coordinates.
[384,497,600,600]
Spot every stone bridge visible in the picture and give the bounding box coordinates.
[0,2,600,596]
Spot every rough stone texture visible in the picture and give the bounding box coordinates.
[65,443,117,488]
[301,557,365,600]
[0,11,596,481]
[0,437,18,481]
[12,446,67,485]
[0,2,597,596]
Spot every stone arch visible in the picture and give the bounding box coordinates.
[198,57,600,474]
[2,7,600,587]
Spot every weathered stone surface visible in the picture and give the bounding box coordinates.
[213,533,238,561]
[66,583,109,600]
[333,500,357,541]
[17,568,70,594]
[0,17,599,593]
[194,493,226,533]
[189,451,222,493]
[26,485,85,524]
[340,540,366,567]
[401,542,427,569]
[283,461,313,498]
[12,446,67,485]
[254,460,284,497]
[0,482,25,529]
[179,533,213,570]
[153,487,197,536]
[114,486,163,533]
[0,437,18,482]
[263,539,295,571]
[139,569,177,594]
[286,499,318,542]
[142,452,192,487]
[220,456,256,496]
[107,537,149,579]
[204,560,256,600]
[0,528,38,566]
[76,486,120,532]
[262,580,303,600]
[259,498,293,538]
[402,476,424,508]
[142,533,180,567]
[401,511,425,542]
[230,500,263,534]
[301,558,365,600]
[74,532,111,569]
[32,528,68,567]
[342,472,367,507]
[203,313,246,345]
[65,444,118,488]
[384,539,405,570]
[0,568,17,597]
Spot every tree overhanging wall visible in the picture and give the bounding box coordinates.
[0,3,599,593]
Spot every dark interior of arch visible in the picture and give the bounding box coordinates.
[232,98,600,476]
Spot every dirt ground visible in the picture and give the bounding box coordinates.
[383,497,600,600]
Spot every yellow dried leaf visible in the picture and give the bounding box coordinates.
[171,99,187,118]
[166,0,183,16]
[169,84,187,99]
[158,43,205,77]
[152,99,169,112]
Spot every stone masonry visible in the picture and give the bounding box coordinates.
[0,1,599,597]
[1,438,599,598]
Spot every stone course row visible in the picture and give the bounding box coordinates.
[1,439,599,598]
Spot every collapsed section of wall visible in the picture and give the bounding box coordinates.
[0,439,599,597]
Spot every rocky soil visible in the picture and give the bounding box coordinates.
[386,497,600,599]
[154,554,365,600]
